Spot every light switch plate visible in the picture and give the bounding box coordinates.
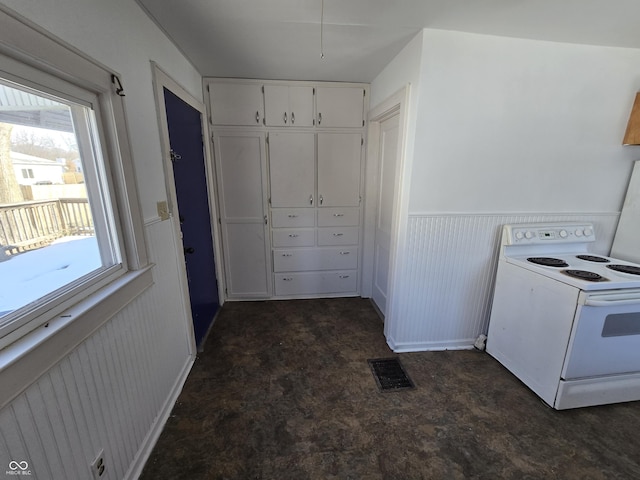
[157,201,169,221]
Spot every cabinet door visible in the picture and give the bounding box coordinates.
[316,86,364,128]
[268,132,315,208]
[209,83,264,126]
[214,131,271,297]
[264,85,314,127]
[289,86,314,127]
[317,133,362,207]
[264,85,289,127]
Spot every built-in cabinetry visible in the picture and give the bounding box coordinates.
[206,79,368,299]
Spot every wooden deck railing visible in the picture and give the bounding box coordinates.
[0,198,94,257]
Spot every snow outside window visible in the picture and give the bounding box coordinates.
[0,76,123,342]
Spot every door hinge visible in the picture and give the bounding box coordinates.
[206,84,210,92]
[218,217,221,224]
[262,85,265,93]
[362,120,365,127]
[266,134,269,145]
[268,197,271,205]
[313,87,316,95]
[361,137,364,146]
[363,89,366,97]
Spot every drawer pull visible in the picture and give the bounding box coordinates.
[282,277,294,281]
[339,251,350,255]
[282,253,293,257]
[333,213,344,217]
[287,214,298,218]
[288,234,299,238]
[339,275,350,279]
[332,233,344,237]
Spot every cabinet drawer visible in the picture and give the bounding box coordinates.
[317,227,359,246]
[274,271,357,296]
[272,228,315,247]
[271,208,315,228]
[317,208,360,227]
[273,247,358,272]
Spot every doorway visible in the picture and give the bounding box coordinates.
[164,88,219,347]
[152,64,223,350]
[363,85,410,333]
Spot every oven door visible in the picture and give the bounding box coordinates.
[562,289,640,379]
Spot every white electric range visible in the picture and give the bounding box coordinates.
[486,222,640,409]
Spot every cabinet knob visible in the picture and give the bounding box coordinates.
[282,253,293,257]
[291,111,295,124]
[333,213,344,217]
[287,214,298,218]
[319,194,323,205]
[283,277,293,281]
[333,233,343,236]
[288,234,299,238]
[256,111,260,123]
[339,275,350,279]
[339,251,350,255]
[283,112,287,124]
[318,112,322,125]
[309,194,313,205]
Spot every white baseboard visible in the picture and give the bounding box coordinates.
[124,354,195,480]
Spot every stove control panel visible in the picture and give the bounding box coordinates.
[505,223,595,245]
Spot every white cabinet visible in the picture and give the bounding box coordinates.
[264,85,314,127]
[213,130,271,297]
[209,83,264,126]
[207,78,367,300]
[317,133,362,207]
[316,86,365,128]
[268,132,315,207]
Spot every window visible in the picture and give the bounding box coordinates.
[0,9,149,349]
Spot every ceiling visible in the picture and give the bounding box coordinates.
[136,0,640,83]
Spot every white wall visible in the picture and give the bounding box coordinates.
[411,29,640,214]
[0,0,199,478]
[371,28,640,352]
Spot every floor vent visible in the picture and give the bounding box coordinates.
[368,357,415,392]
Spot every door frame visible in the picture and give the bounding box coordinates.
[363,85,410,326]
[151,62,226,345]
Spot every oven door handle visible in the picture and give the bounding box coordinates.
[584,293,640,307]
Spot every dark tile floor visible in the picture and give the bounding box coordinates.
[140,298,640,480]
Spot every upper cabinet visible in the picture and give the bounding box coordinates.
[209,82,264,126]
[264,85,314,127]
[315,86,365,128]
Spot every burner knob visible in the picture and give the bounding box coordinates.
[584,228,593,237]
[524,231,534,239]
[575,229,583,237]
[559,230,568,238]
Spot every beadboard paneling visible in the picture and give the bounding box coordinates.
[387,213,620,352]
[0,219,194,480]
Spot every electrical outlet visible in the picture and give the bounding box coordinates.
[157,200,170,221]
[90,449,105,479]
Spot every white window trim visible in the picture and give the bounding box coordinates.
[0,5,152,407]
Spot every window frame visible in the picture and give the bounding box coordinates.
[0,7,151,353]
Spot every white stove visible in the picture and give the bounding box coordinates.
[486,222,640,410]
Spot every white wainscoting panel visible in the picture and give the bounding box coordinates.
[0,219,194,479]
[387,213,620,352]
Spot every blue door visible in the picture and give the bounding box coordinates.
[164,87,219,348]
